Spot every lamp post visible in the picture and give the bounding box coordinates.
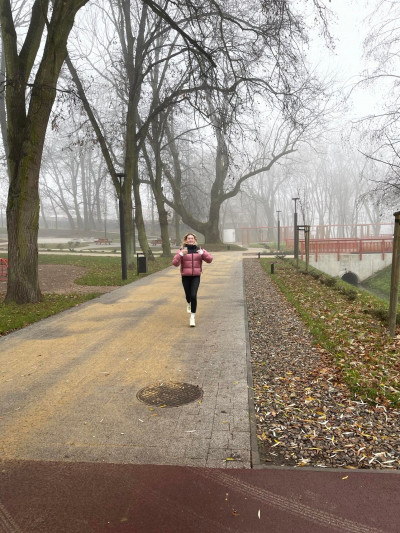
[116,173,127,280]
[389,211,400,336]
[103,180,107,239]
[292,197,300,259]
[132,205,136,255]
[276,210,281,252]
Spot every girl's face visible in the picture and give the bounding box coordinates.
[186,234,196,245]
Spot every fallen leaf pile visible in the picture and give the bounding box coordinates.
[244,258,400,469]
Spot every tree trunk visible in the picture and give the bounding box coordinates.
[204,202,222,244]
[174,211,180,245]
[6,167,41,303]
[0,41,9,175]
[80,153,90,231]
[1,0,89,303]
[155,190,171,256]
[133,179,152,260]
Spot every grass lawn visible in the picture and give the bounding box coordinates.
[38,254,172,286]
[262,258,400,407]
[361,265,393,302]
[0,254,172,336]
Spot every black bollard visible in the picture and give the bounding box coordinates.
[258,252,261,259]
[271,263,274,274]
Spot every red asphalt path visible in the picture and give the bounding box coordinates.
[0,461,399,533]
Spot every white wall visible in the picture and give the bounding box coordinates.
[309,253,393,282]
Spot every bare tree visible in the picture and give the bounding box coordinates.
[0,0,89,303]
[162,73,330,243]
[357,0,400,206]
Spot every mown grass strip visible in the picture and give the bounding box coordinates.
[261,258,400,407]
[37,254,173,286]
[0,293,100,336]
[0,255,172,335]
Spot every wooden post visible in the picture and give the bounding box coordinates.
[389,211,400,336]
[305,225,310,272]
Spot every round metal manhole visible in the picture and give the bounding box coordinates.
[137,382,203,407]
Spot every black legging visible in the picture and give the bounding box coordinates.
[181,275,201,313]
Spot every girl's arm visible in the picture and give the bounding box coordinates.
[200,249,213,263]
[172,251,183,266]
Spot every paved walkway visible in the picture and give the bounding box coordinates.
[0,252,252,468]
[1,252,400,533]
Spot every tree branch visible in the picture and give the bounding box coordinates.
[140,0,217,67]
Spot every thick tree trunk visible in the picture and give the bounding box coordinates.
[203,211,222,244]
[6,151,41,303]
[5,71,44,303]
[126,140,152,264]
[1,0,89,303]
[132,180,153,260]
[122,183,134,270]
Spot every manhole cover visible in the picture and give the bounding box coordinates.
[137,382,203,407]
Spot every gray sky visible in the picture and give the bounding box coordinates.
[308,0,379,118]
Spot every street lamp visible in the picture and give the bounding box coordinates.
[292,197,300,259]
[116,173,127,280]
[276,210,281,252]
[132,205,136,255]
[103,179,108,239]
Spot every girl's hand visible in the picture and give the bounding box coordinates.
[182,247,188,255]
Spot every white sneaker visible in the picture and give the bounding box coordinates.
[187,303,191,313]
[190,315,195,327]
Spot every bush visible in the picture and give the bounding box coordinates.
[337,285,358,301]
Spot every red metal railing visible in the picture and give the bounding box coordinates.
[240,223,393,245]
[0,258,8,281]
[300,238,393,261]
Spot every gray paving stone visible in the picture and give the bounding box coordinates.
[0,253,252,469]
[231,432,251,449]
[185,438,211,458]
[209,432,232,449]
[230,449,251,463]
[212,413,234,432]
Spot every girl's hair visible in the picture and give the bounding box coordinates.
[181,233,197,248]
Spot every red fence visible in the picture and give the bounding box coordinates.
[0,258,8,281]
[240,223,393,245]
[300,238,393,261]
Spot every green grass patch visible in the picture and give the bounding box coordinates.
[0,293,100,336]
[361,265,394,302]
[261,257,400,407]
[38,254,172,286]
[202,243,246,252]
[0,254,172,335]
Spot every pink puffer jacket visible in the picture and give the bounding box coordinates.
[172,248,213,276]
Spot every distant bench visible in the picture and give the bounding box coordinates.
[94,238,112,245]
[150,239,180,246]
